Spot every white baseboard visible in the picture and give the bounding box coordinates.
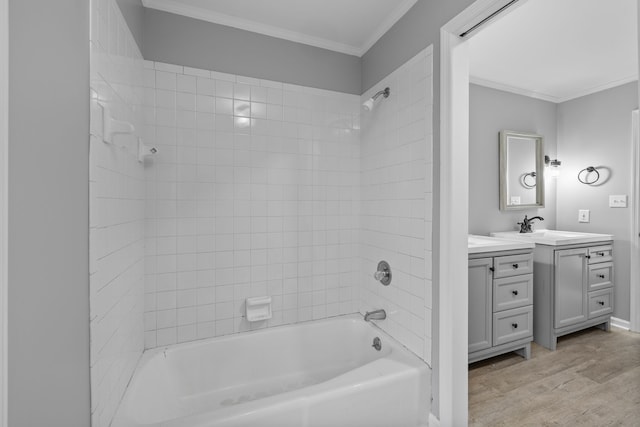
[611,317,631,330]
[428,412,440,427]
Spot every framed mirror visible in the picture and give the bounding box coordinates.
[499,130,544,211]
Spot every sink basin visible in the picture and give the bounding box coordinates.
[468,234,535,254]
[490,229,613,246]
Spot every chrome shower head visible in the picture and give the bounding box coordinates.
[362,87,390,111]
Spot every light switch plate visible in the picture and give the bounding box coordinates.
[578,209,590,223]
[609,195,627,208]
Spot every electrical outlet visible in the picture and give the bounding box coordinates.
[578,209,590,223]
[609,195,627,208]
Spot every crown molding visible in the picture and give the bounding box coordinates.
[360,0,418,55]
[469,76,560,103]
[142,0,361,56]
[470,74,639,104]
[143,0,417,57]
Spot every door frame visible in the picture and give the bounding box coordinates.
[438,0,528,425]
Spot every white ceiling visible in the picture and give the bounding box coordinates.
[142,0,418,57]
[469,0,638,103]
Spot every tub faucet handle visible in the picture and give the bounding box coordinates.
[373,260,392,286]
[373,270,387,281]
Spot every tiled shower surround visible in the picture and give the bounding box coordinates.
[89,2,433,424]
[360,48,433,364]
[89,0,146,426]
[142,63,362,348]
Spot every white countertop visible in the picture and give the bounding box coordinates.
[489,229,614,246]
[468,234,535,254]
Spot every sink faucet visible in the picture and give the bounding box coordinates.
[517,215,544,233]
[364,309,386,322]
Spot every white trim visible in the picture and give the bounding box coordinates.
[471,75,639,104]
[438,26,470,427]
[143,0,360,56]
[360,0,418,55]
[0,0,8,424]
[142,0,417,57]
[469,76,560,103]
[631,109,640,333]
[439,1,529,425]
[611,317,631,331]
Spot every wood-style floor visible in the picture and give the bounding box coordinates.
[469,327,640,426]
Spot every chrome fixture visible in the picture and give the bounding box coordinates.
[544,155,562,177]
[364,309,387,322]
[372,337,382,351]
[517,215,544,233]
[521,171,536,188]
[362,87,390,111]
[578,166,601,185]
[373,260,392,286]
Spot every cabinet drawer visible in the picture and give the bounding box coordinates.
[588,288,613,319]
[493,274,533,312]
[493,306,533,346]
[588,245,613,264]
[493,253,534,278]
[588,262,613,291]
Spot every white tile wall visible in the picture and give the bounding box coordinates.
[88,8,433,424]
[142,63,361,348]
[89,0,146,426]
[359,47,434,364]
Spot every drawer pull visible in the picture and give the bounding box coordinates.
[512,263,519,269]
[597,274,605,279]
[597,301,605,306]
[586,255,591,259]
[489,267,495,272]
[597,252,605,256]
[511,323,518,329]
[512,290,519,296]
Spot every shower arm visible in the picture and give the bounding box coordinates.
[372,87,391,101]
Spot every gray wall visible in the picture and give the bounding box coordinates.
[142,9,361,94]
[8,1,91,426]
[116,0,144,49]
[469,84,558,235]
[556,82,638,321]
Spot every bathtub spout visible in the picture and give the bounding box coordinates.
[364,309,386,322]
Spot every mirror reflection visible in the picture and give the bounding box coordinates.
[499,130,544,210]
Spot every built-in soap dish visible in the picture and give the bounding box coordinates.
[246,296,272,322]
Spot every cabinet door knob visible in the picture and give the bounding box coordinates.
[597,274,605,279]
[512,290,519,296]
[512,263,519,269]
[511,323,518,328]
[489,267,495,272]
[586,255,591,259]
[598,301,605,306]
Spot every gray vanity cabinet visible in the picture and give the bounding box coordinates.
[468,258,492,353]
[533,242,614,350]
[468,249,534,363]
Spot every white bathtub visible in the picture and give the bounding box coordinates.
[112,315,430,427]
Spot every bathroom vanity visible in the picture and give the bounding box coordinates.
[491,230,614,350]
[467,235,536,363]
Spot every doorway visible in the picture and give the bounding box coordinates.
[439,0,640,425]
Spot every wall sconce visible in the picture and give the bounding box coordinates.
[544,155,561,177]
